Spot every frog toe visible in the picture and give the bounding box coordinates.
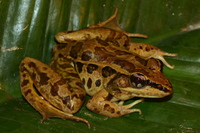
[155,51,178,69]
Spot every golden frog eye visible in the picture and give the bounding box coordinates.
[130,73,148,88]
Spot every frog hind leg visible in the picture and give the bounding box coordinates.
[86,89,143,117]
[94,6,177,68]
[89,6,148,39]
[20,57,90,128]
[129,42,178,69]
[88,5,120,30]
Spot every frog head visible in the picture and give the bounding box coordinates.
[106,58,173,100]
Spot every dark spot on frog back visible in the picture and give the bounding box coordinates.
[95,79,101,87]
[87,78,92,89]
[113,59,135,73]
[70,42,83,59]
[81,50,92,61]
[94,47,109,62]
[57,43,68,50]
[102,66,116,78]
[87,64,98,74]
[76,62,84,73]
[96,38,109,46]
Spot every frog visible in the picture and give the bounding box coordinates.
[19,7,177,128]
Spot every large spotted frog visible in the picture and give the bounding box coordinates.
[20,7,177,128]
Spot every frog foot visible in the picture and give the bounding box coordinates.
[154,51,178,69]
[87,89,144,117]
[39,98,91,128]
[118,98,144,115]
[129,42,178,69]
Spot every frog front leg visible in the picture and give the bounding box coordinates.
[20,57,90,128]
[86,89,143,117]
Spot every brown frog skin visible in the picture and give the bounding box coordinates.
[19,7,177,128]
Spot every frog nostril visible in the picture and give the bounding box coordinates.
[130,73,148,88]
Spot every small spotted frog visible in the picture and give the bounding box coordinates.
[20,7,177,128]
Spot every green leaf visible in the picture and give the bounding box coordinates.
[1,0,200,132]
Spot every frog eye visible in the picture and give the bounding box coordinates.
[130,73,148,88]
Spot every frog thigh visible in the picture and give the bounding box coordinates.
[20,57,90,128]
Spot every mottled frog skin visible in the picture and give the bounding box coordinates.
[20,7,177,128]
